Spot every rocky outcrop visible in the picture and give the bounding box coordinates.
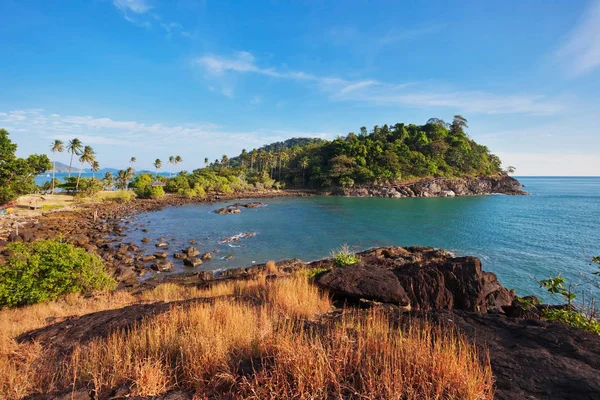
[315,246,515,312]
[317,264,410,306]
[338,175,525,198]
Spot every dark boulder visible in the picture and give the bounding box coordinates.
[316,264,410,306]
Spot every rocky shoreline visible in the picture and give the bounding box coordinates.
[337,175,526,198]
[0,190,315,284]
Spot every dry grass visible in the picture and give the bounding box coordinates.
[0,274,493,400]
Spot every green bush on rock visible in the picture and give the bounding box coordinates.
[0,240,116,307]
[331,244,361,268]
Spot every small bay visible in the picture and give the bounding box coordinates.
[125,177,600,300]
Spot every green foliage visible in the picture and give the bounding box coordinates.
[165,175,190,193]
[539,273,599,335]
[225,116,504,190]
[100,190,136,203]
[0,129,52,205]
[142,185,165,199]
[539,275,576,303]
[304,267,331,280]
[542,308,600,335]
[130,173,165,198]
[331,244,361,268]
[0,239,116,307]
[76,178,103,197]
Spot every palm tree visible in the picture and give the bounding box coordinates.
[154,159,162,178]
[130,157,136,166]
[76,146,95,190]
[50,140,64,194]
[67,138,83,177]
[300,157,309,187]
[91,160,100,179]
[168,156,175,177]
[221,154,229,167]
[240,149,248,168]
[175,155,182,170]
[116,170,128,190]
[204,157,209,167]
[103,171,114,190]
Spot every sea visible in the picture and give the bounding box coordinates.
[113,177,600,301]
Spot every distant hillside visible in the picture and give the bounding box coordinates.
[51,161,83,173]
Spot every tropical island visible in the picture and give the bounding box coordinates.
[0,117,598,400]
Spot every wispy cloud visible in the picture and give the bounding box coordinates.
[112,0,191,37]
[0,109,338,168]
[196,51,377,98]
[195,51,566,115]
[113,0,153,14]
[556,0,600,77]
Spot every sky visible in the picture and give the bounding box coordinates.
[1,0,599,175]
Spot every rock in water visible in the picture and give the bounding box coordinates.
[183,257,202,267]
[151,260,174,272]
[185,246,200,257]
[201,252,212,261]
[153,251,168,259]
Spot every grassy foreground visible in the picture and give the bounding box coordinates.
[0,273,493,399]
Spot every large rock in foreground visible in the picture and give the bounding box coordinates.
[317,264,410,306]
[315,246,515,312]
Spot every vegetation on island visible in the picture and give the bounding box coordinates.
[0,115,511,206]
[225,115,506,190]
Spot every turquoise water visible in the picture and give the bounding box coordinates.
[126,177,600,300]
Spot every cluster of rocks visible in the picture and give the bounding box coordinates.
[338,175,526,198]
[311,246,515,312]
[213,202,268,215]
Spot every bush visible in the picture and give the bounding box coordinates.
[542,308,600,335]
[141,185,165,199]
[99,190,136,203]
[0,240,116,307]
[165,175,190,193]
[331,244,361,268]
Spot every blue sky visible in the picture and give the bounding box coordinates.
[1,0,599,175]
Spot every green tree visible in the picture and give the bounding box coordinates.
[50,139,64,194]
[67,138,83,177]
[0,129,51,205]
[91,160,100,179]
[102,171,114,190]
[76,145,95,191]
[154,158,162,178]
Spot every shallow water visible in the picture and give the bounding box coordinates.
[125,177,600,300]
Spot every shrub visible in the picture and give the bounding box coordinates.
[165,175,190,193]
[331,244,360,268]
[0,240,116,307]
[542,308,600,335]
[141,186,165,199]
[99,190,137,203]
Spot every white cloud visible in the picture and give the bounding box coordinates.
[556,0,600,76]
[250,96,261,105]
[0,109,337,169]
[113,0,153,14]
[497,152,600,176]
[195,51,567,115]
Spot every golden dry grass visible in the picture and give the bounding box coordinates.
[0,274,493,400]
